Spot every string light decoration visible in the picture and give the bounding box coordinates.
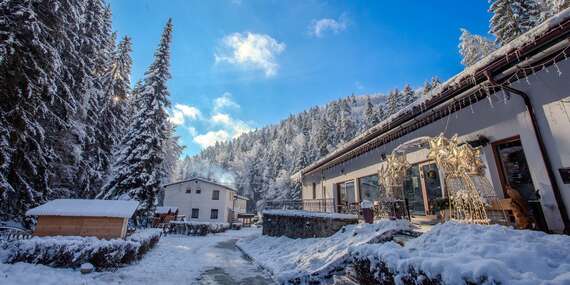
[378,152,409,218]
[427,134,507,225]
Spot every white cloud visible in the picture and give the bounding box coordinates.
[175,104,201,119]
[212,113,232,125]
[194,130,230,148]
[309,15,348,38]
[168,104,201,125]
[214,92,240,112]
[215,32,286,77]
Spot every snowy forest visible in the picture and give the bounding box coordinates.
[176,81,439,207]
[1,0,568,224]
[0,0,182,225]
[175,0,569,209]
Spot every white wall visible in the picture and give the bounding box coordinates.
[164,179,233,223]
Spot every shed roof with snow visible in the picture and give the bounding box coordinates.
[26,199,139,218]
[155,206,178,214]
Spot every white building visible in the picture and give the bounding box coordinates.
[296,12,570,233]
[163,177,249,223]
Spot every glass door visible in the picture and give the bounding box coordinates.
[403,164,425,215]
[493,137,547,230]
[420,162,444,214]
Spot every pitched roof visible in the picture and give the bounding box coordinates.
[163,177,237,192]
[26,199,139,218]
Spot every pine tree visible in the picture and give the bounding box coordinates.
[458,28,498,66]
[162,123,184,184]
[74,0,116,198]
[386,89,400,116]
[364,96,380,128]
[338,99,355,143]
[98,19,174,223]
[542,0,570,20]
[0,0,83,222]
[401,84,417,106]
[489,0,542,45]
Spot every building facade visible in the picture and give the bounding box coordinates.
[163,178,249,223]
[297,15,570,233]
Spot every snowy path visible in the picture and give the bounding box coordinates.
[0,228,275,285]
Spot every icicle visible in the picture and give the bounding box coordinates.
[515,50,521,62]
[523,69,531,85]
[503,91,507,104]
[488,95,494,109]
[555,61,562,76]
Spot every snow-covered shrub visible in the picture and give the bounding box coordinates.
[2,229,161,270]
[127,228,161,256]
[349,222,570,285]
[236,219,412,283]
[168,221,230,236]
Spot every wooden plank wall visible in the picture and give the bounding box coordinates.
[34,216,127,239]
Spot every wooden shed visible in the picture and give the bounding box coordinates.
[26,199,139,239]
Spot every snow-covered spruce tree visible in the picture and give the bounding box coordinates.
[91,35,133,194]
[0,0,83,222]
[542,0,570,21]
[386,89,400,116]
[73,0,116,198]
[364,96,380,129]
[401,84,417,107]
[162,123,184,184]
[99,19,174,223]
[459,28,498,67]
[489,0,542,45]
[338,99,355,143]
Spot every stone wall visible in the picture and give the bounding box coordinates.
[262,210,358,238]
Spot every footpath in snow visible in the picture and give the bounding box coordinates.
[0,228,274,285]
[236,219,412,283]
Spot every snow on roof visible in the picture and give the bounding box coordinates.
[26,199,139,218]
[262,209,358,220]
[299,8,570,175]
[235,194,249,200]
[163,177,237,192]
[155,206,178,214]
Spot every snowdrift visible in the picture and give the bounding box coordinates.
[236,219,412,283]
[350,222,570,285]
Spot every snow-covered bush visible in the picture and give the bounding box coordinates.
[349,222,570,285]
[168,221,230,236]
[236,219,412,283]
[1,229,161,270]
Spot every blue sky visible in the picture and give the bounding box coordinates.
[109,0,492,156]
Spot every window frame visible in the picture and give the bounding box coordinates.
[210,209,219,219]
[212,190,220,200]
[191,208,199,219]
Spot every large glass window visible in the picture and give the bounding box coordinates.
[358,174,382,202]
[337,180,356,205]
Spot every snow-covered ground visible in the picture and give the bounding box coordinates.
[236,219,412,283]
[0,228,274,285]
[351,222,570,285]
